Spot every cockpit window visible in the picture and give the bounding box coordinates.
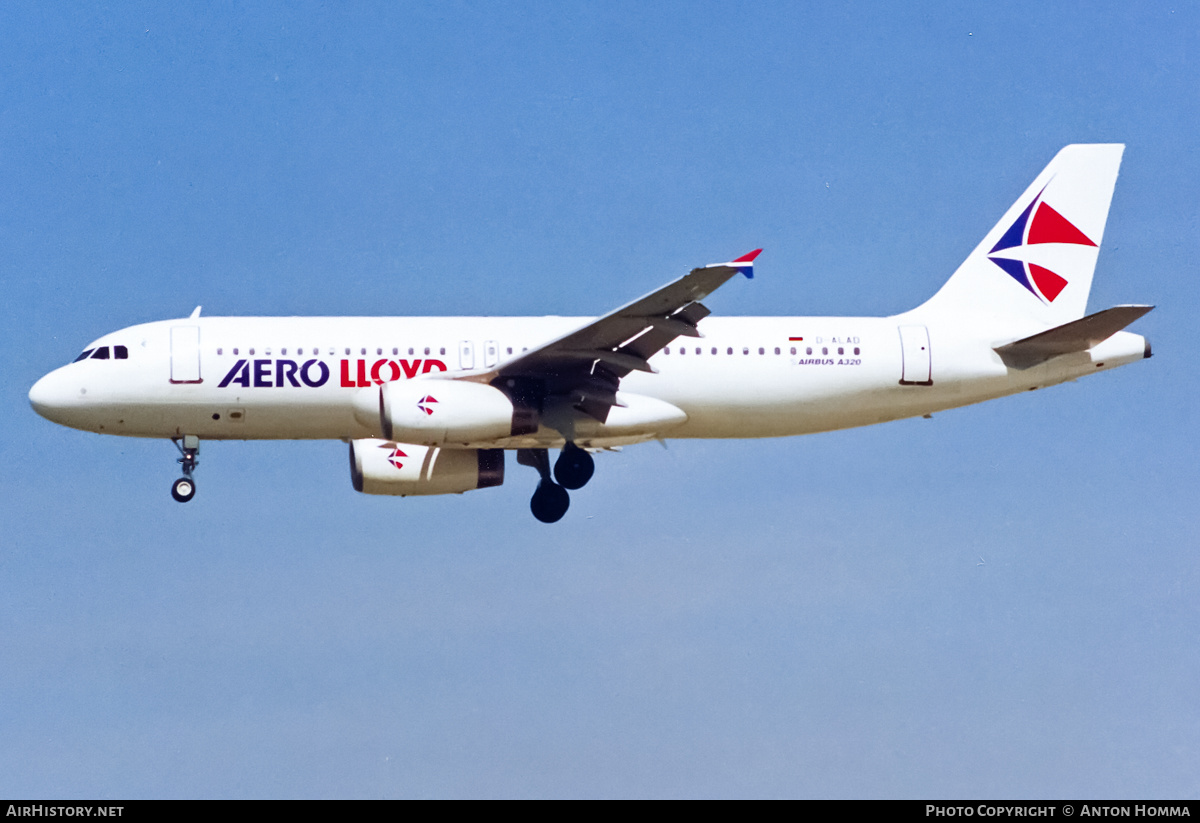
[73,349,95,363]
[91,347,110,360]
[114,345,128,359]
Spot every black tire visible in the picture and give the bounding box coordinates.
[171,477,196,503]
[530,480,570,523]
[553,444,595,490]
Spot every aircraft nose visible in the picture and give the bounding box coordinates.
[29,368,80,423]
[29,373,57,419]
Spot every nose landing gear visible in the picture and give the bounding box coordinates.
[171,435,199,503]
[171,476,195,502]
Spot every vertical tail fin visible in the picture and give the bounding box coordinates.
[906,144,1124,335]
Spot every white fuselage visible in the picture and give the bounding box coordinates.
[28,314,1149,448]
[25,145,1150,519]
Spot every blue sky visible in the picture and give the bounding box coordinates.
[3,1,1198,798]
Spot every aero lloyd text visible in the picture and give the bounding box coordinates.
[218,358,448,389]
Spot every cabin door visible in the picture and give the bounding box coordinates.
[898,325,932,386]
[170,326,202,384]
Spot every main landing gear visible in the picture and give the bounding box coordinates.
[553,441,594,490]
[171,435,199,503]
[518,443,596,523]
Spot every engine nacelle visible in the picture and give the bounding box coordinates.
[355,379,536,446]
[349,438,504,496]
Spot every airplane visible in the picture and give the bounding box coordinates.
[28,144,1152,523]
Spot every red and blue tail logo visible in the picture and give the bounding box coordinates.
[988,186,1096,303]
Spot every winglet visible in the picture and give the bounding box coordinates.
[727,249,763,279]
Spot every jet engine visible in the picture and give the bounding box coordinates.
[354,379,537,445]
[349,438,504,496]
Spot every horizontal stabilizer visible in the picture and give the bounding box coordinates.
[995,304,1153,369]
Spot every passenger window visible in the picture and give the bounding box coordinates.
[790,347,796,355]
[281,348,287,355]
[249,348,255,355]
[217,348,223,356]
[409,348,415,355]
[439,347,445,355]
[854,347,860,355]
[758,347,764,355]
[74,349,94,363]
[711,347,717,355]
[774,347,780,355]
[727,347,733,355]
[233,348,239,356]
[392,348,398,355]
[822,347,828,355]
[92,347,110,360]
[507,347,513,355]
[806,347,812,355]
[838,347,844,355]
[424,347,430,355]
[743,347,749,355]
[695,347,701,355]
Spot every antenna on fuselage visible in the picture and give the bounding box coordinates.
[189,306,202,318]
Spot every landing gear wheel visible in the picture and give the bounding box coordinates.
[171,476,196,503]
[530,480,570,523]
[554,443,595,490]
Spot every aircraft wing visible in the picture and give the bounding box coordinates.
[469,250,760,422]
